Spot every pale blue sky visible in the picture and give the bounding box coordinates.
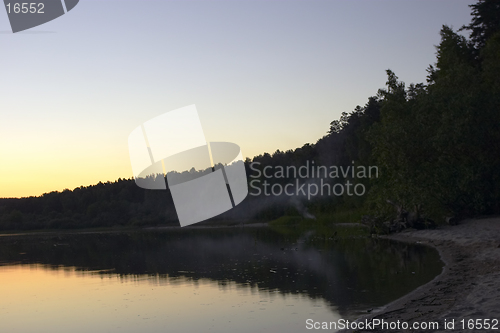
[0,0,474,197]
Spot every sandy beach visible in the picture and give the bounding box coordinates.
[349,217,500,332]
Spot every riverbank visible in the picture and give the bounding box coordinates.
[350,216,500,332]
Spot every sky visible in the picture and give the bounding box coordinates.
[0,0,475,198]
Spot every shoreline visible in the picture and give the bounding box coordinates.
[2,217,499,333]
[347,217,500,332]
[0,221,269,237]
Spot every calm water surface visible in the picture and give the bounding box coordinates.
[0,227,442,332]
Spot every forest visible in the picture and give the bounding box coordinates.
[0,0,499,232]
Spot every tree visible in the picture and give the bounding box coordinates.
[460,0,500,50]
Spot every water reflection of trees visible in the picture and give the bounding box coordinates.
[0,228,441,316]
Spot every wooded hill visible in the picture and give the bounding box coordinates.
[1,0,499,231]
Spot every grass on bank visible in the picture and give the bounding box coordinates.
[268,208,370,239]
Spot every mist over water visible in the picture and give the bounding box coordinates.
[0,227,442,332]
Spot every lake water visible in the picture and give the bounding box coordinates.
[0,226,442,332]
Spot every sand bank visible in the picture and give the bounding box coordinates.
[349,217,500,332]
